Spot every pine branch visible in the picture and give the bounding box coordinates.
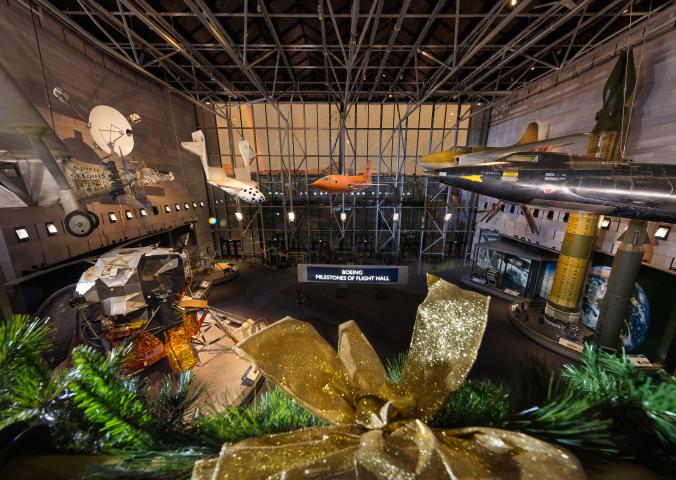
[0,315,52,422]
[66,346,159,451]
[431,379,511,429]
[385,352,407,382]
[147,371,206,443]
[195,386,325,446]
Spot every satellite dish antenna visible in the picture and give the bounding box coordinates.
[88,105,135,157]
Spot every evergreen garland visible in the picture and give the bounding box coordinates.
[1,315,675,479]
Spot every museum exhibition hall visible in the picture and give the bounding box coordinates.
[1,1,676,479]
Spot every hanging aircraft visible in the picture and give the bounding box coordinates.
[418,122,590,169]
[181,130,265,205]
[0,62,173,237]
[425,151,676,224]
[312,160,372,193]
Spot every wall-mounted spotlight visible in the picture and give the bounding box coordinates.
[235,212,243,221]
[655,225,671,241]
[288,211,296,222]
[600,217,611,229]
[175,203,181,211]
[164,205,171,213]
[192,202,197,208]
[14,227,29,242]
[392,212,400,222]
[184,202,190,210]
[108,212,118,223]
[200,201,205,207]
[140,208,148,217]
[45,222,58,236]
[125,210,134,220]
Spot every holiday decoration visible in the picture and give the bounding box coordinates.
[193,276,585,479]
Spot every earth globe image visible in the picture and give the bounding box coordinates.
[580,265,650,352]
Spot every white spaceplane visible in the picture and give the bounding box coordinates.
[181,130,265,205]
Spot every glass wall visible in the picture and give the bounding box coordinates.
[201,102,477,264]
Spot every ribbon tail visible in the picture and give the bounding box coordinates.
[234,317,357,425]
[433,427,587,480]
[196,426,362,480]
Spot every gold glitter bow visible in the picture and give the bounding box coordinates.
[194,276,585,480]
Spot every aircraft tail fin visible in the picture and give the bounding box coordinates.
[181,130,228,183]
[236,139,255,181]
[364,159,371,179]
[516,122,539,145]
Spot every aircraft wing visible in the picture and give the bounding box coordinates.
[347,183,375,191]
[457,133,590,165]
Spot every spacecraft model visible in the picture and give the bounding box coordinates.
[181,130,265,205]
[426,151,676,224]
[418,122,589,169]
[0,63,173,237]
[312,159,373,193]
[71,243,262,379]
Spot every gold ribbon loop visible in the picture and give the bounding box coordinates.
[198,277,586,480]
[234,317,357,425]
[398,275,490,421]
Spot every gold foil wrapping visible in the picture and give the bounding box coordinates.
[124,331,164,370]
[165,323,198,372]
[195,276,585,480]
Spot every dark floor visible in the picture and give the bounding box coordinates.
[207,263,570,383]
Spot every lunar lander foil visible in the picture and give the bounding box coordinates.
[72,245,248,374]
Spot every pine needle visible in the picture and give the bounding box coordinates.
[195,386,326,446]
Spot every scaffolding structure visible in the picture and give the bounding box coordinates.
[201,100,478,263]
[29,0,675,262]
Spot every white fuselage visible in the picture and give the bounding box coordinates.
[181,130,266,205]
[211,177,265,205]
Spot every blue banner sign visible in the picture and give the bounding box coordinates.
[298,264,408,285]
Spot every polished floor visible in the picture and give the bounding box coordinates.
[208,262,569,383]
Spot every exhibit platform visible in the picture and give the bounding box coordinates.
[507,301,662,371]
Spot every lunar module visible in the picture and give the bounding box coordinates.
[71,244,242,373]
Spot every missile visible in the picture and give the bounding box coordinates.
[426,151,676,224]
[593,49,636,134]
